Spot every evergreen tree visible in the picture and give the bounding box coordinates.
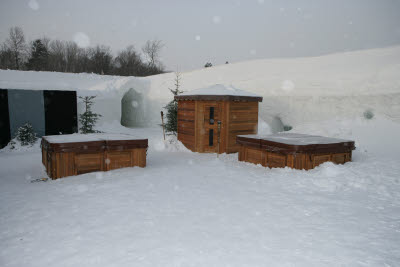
[16,123,37,146]
[164,72,183,135]
[204,62,212,68]
[26,39,49,71]
[79,96,102,134]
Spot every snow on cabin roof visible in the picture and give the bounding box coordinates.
[43,133,147,143]
[175,84,263,102]
[238,133,354,146]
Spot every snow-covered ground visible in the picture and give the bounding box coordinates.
[1,118,400,267]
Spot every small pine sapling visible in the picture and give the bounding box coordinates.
[164,72,183,135]
[79,96,102,134]
[16,122,38,146]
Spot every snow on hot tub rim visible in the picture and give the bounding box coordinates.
[238,132,354,146]
[42,133,148,144]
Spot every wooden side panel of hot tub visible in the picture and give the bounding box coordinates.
[42,147,147,179]
[106,148,146,170]
[42,146,77,178]
[238,146,352,170]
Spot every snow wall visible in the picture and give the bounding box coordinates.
[142,46,400,131]
[1,46,399,132]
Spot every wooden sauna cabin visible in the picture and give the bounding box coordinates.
[175,85,263,153]
[237,133,355,170]
[41,133,148,179]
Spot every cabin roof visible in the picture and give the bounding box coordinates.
[175,84,263,102]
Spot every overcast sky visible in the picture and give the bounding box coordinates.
[1,0,399,71]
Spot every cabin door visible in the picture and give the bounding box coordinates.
[201,102,222,153]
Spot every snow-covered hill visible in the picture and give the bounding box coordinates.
[148,46,400,127]
[1,46,399,127]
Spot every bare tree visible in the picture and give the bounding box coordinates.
[40,36,51,51]
[114,45,142,76]
[5,27,27,69]
[142,39,164,67]
[48,40,66,72]
[89,45,113,74]
[0,43,15,69]
[65,41,79,72]
[76,47,91,73]
[0,26,167,76]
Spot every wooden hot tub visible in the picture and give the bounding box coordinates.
[41,133,148,179]
[237,133,355,170]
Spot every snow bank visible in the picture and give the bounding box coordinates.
[291,116,400,158]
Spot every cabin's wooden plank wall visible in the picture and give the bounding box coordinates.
[42,148,147,179]
[177,100,259,154]
[227,102,258,153]
[177,100,196,151]
[238,146,352,170]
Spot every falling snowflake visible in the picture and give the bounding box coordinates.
[212,16,221,24]
[281,80,295,92]
[131,101,139,108]
[28,0,39,10]
[195,35,201,41]
[257,0,265,4]
[250,49,257,55]
[73,32,90,48]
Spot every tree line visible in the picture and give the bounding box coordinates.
[0,26,165,76]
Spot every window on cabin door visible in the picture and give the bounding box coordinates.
[202,103,220,152]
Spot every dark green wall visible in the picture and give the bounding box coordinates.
[8,89,45,138]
